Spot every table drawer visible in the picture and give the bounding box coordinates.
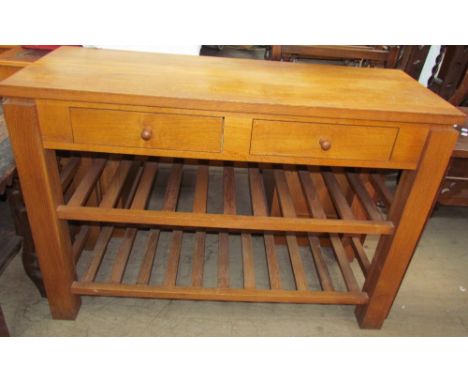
[70,108,224,153]
[250,119,398,161]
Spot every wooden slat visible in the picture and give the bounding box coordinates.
[218,233,230,288]
[162,163,185,287]
[192,232,206,287]
[136,231,160,284]
[58,206,394,235]
[346,172,383,221]
[278,169,334,291]
[329,235,360,292]
[109,227,138,283]
[218,166,235,288]
[221,165,258,290]
[298,170,328,220]
[109,162,157,283]
[137,163,181,284]
[350,237,371,276]
[162,163,183,210]
[273,169,309,290]
[307,235,335,291]
[72,282,369,305]
[191,165,209,287]
[192,164,209,214]
[322,170,371,274]
[67,158,106,207]
[299,170,361,290]
[296,170,335,291]
[248,168,281,290]
[369,173,394,208]
[322,171,355,220]
[241,233,256,289]
[78,160,137,275]
[99,160,133,208]
[60,157,80,193]
[81,226,114,282]
[163,230,183,287]
[72,226,90,262]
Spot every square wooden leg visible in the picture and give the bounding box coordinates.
[356,128,458,328]
[3,98,80,319]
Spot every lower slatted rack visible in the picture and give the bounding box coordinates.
[73,227,368,304]
[60,156,396,305]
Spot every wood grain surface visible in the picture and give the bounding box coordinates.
[0,47,464,125]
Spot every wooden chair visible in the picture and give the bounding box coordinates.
[438,69,468,207]
[267,45,400,68]
[428,46,468,101]
[0,117,22,336]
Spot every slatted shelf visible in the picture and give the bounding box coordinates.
[62,156,397,305]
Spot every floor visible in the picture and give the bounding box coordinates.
[1,188,467,336]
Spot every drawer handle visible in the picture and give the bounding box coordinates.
[140,127,152,141]
[319,138,332,151]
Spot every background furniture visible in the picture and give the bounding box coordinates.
[267,45,431,79]
[0,60,47,298]
[429,46,468,102]
[268,45,400,67]
[0,116,22,336]
[438,69,468,206]
[426,46,468,207]
[0,46,48,82]
[0,47,463,329]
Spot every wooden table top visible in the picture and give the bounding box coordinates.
[0,46,464,125]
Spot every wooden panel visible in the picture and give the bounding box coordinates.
[36,100,74,143]
[1,46,464,125]
[391,127,428,164]
[251,120,398,161]
[71,107,223,153]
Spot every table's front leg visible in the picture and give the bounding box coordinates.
[3,98,80,319]
[356,127,458,329]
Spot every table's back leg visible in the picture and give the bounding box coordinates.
[356,127,458,329]
[3,98,80,319]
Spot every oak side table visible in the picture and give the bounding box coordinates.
[0,47,464,329]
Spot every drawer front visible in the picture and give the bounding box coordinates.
[70,108,224,153]
[250,119,398,161]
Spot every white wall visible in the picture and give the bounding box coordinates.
[418,45,441,86]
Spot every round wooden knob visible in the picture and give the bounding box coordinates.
[319,138,331,151]
[140,127,152,141]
